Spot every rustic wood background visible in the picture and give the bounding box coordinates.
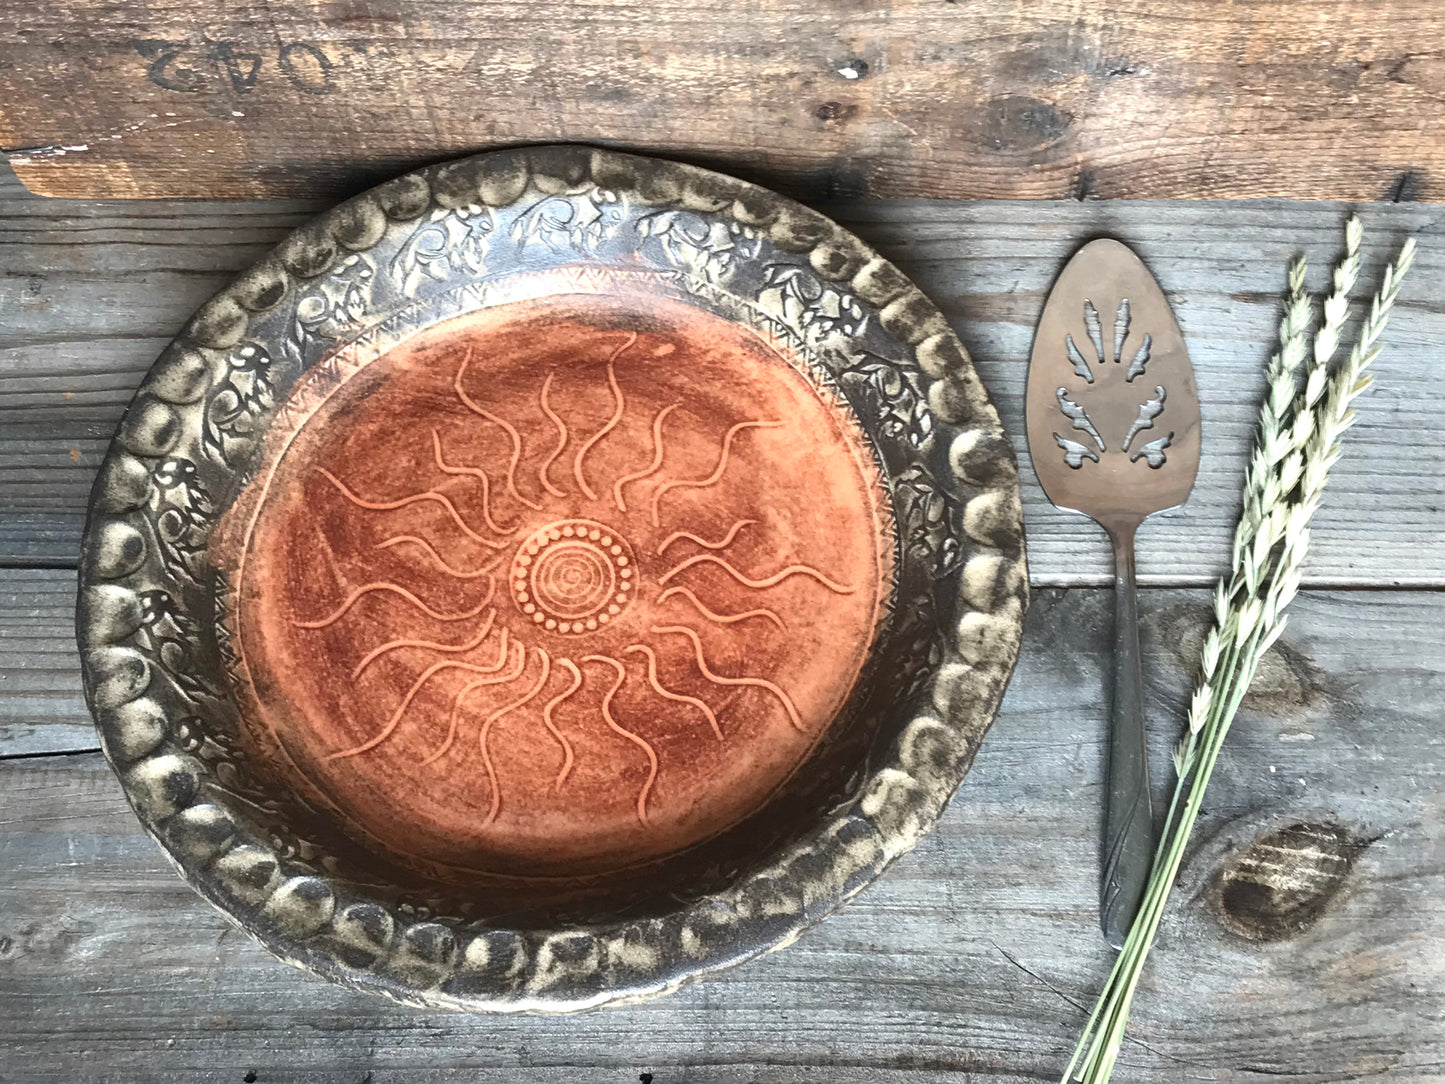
[2,160,1442,1081]
[3,1,1445,203]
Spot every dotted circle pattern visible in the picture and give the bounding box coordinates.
[77,145,1028,1014]
[510,519,635,633]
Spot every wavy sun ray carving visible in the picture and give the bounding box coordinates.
[293,334,853,828]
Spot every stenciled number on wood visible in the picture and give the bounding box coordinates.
[290,334,852,828]
[132,39,334,95]
[1053,297,1174,470]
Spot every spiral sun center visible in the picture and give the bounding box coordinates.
[510,519,635,634]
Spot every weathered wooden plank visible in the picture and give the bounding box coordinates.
[2,1,1445,203]
[0,569,89,755]
[0,166,323,564]
[4,164,1443,582]
[3,587,1442,1081]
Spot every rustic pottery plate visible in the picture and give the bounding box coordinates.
[77,145,1027,1011]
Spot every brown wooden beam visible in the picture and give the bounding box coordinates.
[1,1,1442,201]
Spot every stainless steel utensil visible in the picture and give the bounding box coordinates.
[1025,239,1201,947]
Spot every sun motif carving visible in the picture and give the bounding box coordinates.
[284,331,866,832]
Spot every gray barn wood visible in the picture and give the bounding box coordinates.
[1,160,1442,1082]
[0,569,90,755]
[2,168,1442,582]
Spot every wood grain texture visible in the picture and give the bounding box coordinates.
[2,1,1445,202]
[3,586,1442,1082]
[0,569,88,756]
[3,164,1443,583]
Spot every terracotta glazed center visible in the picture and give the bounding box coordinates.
[222,290,894,879]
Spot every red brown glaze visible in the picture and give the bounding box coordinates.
[221,292,894,879]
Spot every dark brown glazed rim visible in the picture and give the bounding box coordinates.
[76,145,1028,1012]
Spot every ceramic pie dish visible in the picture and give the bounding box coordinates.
[77,145,1027,1011]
